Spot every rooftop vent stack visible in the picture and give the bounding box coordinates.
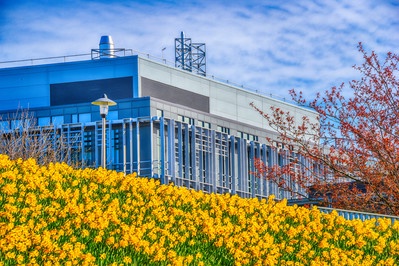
[99,35,115,58]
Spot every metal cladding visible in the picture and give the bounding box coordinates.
[99,35,115,58]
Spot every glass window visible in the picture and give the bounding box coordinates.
[79,113,91,123]
[38,117,51,127]
[157,109,164,117]
[52,115,64,126]
[217,126,230,134]
[177,115,194,125]
[108,110,118,120]
[72,114,78,123]
[0,121,9,130]
[11,120,22,129]
[197,120,211,129]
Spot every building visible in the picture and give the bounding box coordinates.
[0,36,318,200]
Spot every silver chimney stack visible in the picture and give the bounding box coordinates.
[99,35,115,58]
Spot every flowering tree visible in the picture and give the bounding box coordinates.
[252,43,399,215]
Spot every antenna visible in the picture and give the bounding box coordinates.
[175,31,206,76]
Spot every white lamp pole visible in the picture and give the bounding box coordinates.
[92,94,117,168]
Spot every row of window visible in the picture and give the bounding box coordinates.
[168,111,259,142]
[1,109,260,143]
[237,131,259,141]
[0,111,119,129]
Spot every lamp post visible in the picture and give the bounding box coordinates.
[92,94,117,168]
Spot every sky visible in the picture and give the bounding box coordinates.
[0,0,398,100]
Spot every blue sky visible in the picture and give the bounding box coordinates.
[0,0,398,100]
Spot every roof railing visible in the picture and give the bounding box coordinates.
[0,50,298,105]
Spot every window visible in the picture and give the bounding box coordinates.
[38,117,51,126]
[52,115,64,126]
[11,119,23,129]
[197,120,211,129]
[108,111,118,120]
[79,113,91,123]
[157,109,164,117]
[72,114,78,123]
[237,131,258,141]
[217,126,230,134]
[178,115,194,125]
[0,121,9,130]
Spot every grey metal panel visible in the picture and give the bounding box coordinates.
[141,77,209,113]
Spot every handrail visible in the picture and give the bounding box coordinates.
[0,50,297,105]
[0,53,92,67]
[318,206,399,223]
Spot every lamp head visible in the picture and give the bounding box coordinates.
[92,94,117,117]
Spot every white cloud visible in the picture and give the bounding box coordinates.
[0,0,398,100]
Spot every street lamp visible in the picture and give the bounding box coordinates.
[92,94,117,168]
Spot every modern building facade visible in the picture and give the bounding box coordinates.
[0,36,318,200]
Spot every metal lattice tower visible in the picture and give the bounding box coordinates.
[175,31,206,76]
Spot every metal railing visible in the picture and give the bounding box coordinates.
[318,207,399,223]
[0,50,296,105]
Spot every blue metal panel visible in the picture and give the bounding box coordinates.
[167,119,176,184]
[129,120,133,174]
[94,122,99,168]
[267,145,275,196]
[282,149,289,199]
[184,124,190,181]
[242,139,248,196]
[191,125,198,190]
[205,129,212,192]
[237,138,243,195]
[177,122,183,182]
[107,120,112,168]
[211,130,216,193]
[230,135,236,195]
[0,56,140,111]
[217,133,223,191]
[223,134,229,191]
[255,142,262,197]
[150,119,154,178]
[261,144,268,197]
[159,117,166,184]
[198,128,204,190]
[250,141,255,198]
[254,142,261,198]
[122,122,127,174]
[136,122,140,174]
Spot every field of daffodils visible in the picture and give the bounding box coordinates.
[0,155,399,265]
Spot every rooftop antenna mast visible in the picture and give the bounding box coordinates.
[175,31,206,76]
